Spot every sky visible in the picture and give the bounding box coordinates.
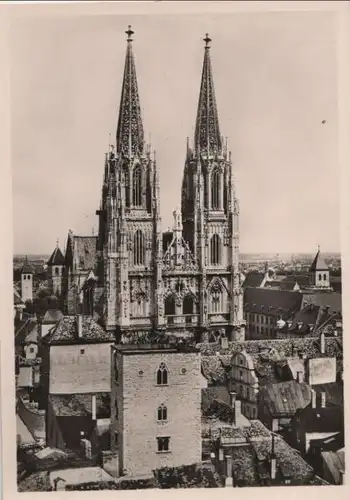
[11,10,339,255]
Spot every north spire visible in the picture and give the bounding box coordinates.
[194,34,222,155]
[116,26,144,156]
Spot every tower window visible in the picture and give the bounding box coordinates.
[133,230,145,266]
[157,436,170,452]
[211,169,221,210]
[132,164,142,207]
[211,287,223,314]
[157,404,168,421]
[210,234,221,265]
[318,273,322,281]
[157,362,168,385]
[323,273,327,281]
[23,275,26,280]
[55,267,59,276]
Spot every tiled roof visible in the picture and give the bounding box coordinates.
[242,271,265,288]
[244,287,303,318]
[42,309,64,324]
[44,315,115,345]
[259,380,312,416]
[15,318,38,347]
[302,291,342,314]
[47,246,65,266]
[309,250,328,272]
[201,356,229,384]
[14,288,25,306]
[197,336,343,361]
[321,449,345,484]
[293,304,320,325]
[22,263,34,274]
[73,236,97,272]
[49,393,110,418]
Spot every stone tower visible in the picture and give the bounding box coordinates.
[96,27,161,334]
[47,241,65,296]
[21,256,34,303]
[181,34,245,341]
[309,246,330,289]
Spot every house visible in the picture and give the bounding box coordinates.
[39,309,64,338]
[110,342,202,477]
[258,380,312,432]
[243,287,303,340]
[210,419,328,487]
[41,313,115,451]
[292,389,344,456]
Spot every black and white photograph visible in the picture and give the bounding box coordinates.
[3,1,348,494]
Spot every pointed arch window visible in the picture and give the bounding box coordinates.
[210,283,223,314]
[133,230,145,266]
[157,404,168,421]
[157,362,168,385]
[183,295,194,316]
[318,273,322,281]
[210,234,221,265]
[211,169,221,210]
[323,273,327,281]
[164,295,176,316]
[133,165,142,207]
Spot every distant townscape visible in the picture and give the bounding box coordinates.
[14,27,343,492]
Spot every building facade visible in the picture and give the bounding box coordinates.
[61,29,245,343]
[110,344,202,476]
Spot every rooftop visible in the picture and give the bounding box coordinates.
[47,246,65,266]
[44,315,115,345]
[244,287,303,318]
[115,342,199,355]
[259,380,312,416]
[309,249,329,272]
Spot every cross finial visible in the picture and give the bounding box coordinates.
[204,33,212,48]
[56,238,59,248]
[126,25,134,42]
[317,244,320,252]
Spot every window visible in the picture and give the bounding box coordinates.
[239,369,243,380]
[323,273,327,281]
[157,437,170,452]
[318,273,322,281]
[164,295,176,316]
[211,169,221,210]
[133,230,145,266]
[210,234,221,265]
[55,267,59,276]
[80,349,85,355]
[157,404,167,421]
[133,165,142,207]
[211,288,223,313]
[29,347,34,353]
[157,363,168,385]
[183,295,194,315]
[23,275,26,280]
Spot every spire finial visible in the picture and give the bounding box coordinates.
[317,244,320,252]
[204,33,212,48]
[126,25,134,43]
[56,238,59,248]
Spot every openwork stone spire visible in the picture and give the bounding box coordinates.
[116,26,144,156]
[194,34,222,155]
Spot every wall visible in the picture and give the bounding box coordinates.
[18,366,33,388]
[306,357,336,385]
[305,432,339,454]
[244,312,276,340]
[229,351,259,419]
[50,343,112,394]
[17,396,45,440]
[24,343,38,359]
[116,350,202,476]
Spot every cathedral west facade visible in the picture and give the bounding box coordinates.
[60,28,245,344]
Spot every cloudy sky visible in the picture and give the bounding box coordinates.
[11,9,339,255]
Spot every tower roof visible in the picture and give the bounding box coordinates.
[47,244,65,266]
[194,34,222,155]
[116,26,144,156]
[21,256,34,274]
[309,247,329,272]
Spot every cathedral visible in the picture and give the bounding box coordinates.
[55,27,245,344]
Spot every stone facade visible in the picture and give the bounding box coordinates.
[49,343,112,394]
[229,351,259,420]
[110,345,202,476]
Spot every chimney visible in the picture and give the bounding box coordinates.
[230,392,236,408]
[221,336,228,349]
[321,392,326,408]
[271,434,277,480]
[77,314,83,339]
[92,394,97,420]
[296,370,304,383]
[311,389,317,409]
[225,455,233,487]
[292,347,298,358]
[320,332,325,354]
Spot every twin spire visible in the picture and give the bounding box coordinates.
[116,28,222,157]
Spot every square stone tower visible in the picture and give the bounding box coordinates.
[110,343,202,477]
